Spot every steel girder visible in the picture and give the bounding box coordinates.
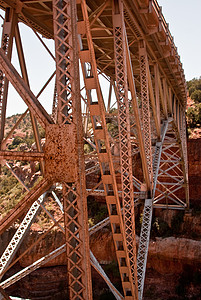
[0,0,189,300]
[113,0,138,296]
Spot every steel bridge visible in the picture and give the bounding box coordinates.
[0,0,189,299]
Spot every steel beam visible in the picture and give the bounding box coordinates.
[78,0,138,298]
[52,0,92,298]
[0,178,51,234]
[0,150,44,160]
[0,48,53,128]
[139,40,153,184]
[0,8,17,145]
[0,195,44,278]
[112,0,138,295]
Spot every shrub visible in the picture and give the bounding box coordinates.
[151,217,172,238]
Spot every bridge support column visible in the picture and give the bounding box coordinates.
[112,0,138,298]
[52,0,92,299]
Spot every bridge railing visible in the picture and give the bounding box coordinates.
[151,0,187,98]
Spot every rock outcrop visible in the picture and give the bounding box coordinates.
[188,138,201,204]
[2,228,200,299]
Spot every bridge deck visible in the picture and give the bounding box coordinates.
[0,0,187,104]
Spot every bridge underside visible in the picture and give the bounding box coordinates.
[0,1,188,300]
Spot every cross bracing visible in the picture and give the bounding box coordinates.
[0,0,189,299]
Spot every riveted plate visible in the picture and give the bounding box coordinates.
[44,124,77,183]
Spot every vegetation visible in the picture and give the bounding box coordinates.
[0,112,46,221]
[87,196,108,226]
[5,112,45,149]
[0,165,25,218]
[186,77,201,133]
[186,103,201,129]
[187,77,201,103]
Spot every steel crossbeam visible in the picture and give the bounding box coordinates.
[0,195,44,279]
[0,49,53,128]
[0,178,52,235]
[0,244,66,289]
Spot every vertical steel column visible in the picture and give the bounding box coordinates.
[139,40,153,185]
[0,8,17,144]
[53,0,92,299]
[112,0,138,294]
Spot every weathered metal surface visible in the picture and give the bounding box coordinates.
[0,150,44,161]
[44,125,77,182]
[53,0,93,298]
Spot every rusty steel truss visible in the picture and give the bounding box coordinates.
[0,0,189,300]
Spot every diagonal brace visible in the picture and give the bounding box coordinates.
[0,49,53,128]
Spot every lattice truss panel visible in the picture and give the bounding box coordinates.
[154,121,188,209]
[0,0,189,300]
[112,0,138,292]
[138,40,153,181]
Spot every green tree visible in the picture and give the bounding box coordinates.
[191,89,201,102]
[187,103,201,128]
[187,77,201,103]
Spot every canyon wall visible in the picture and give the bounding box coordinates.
[1,228,200,299]
[188,138,201,204]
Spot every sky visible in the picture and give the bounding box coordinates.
[0,10,55,117]
[0,1,201,116]
[158,0,201,81]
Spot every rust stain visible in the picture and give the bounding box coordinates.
[44,124,77,183]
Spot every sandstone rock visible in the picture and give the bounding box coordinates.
[148,237,201,274]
